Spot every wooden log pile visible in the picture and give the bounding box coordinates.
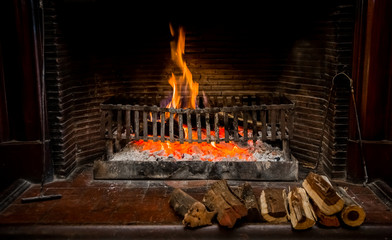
[169,173,366,230]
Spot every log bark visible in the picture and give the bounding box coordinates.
[302,172,345,215]
[202,180,247,228]
[233,182,262,222]
[259,188,288,223]
[169,188,216,228]
[337,186,366,227]
[311,202,340,227]
[288,187,317,230]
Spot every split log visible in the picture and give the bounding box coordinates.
[233,183,262,222]
[302,172,345,215]
[288,187,317,230]
[203,180,247,228]
[169,188,216,228]
[259,188,288,223]
[311,202,340,227]
[337,186,366,227]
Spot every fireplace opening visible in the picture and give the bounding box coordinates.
[44,0,354,180]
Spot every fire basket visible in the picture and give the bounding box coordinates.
[94,93,298,181]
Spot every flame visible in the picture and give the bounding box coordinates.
[166,24,199,111]
[132,24,255,162]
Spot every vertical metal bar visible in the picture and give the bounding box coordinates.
[197,111,202,143]
[214,112,220,143]
[116,109,122,140]
[280,109,286,140]
[160,112,165,141]
[125,110,130,143]
[114,109,122,151]
[178,112,184,144]
[187,110,192,143]
[152,110,157,142]
[243,111,248,141]
[106,140,113,160]
[271,109,276,141]
[233,110,239,142]
[169,110,174,142]
[261,110,267,141]
[108,110,113,139]
[224,111,229,143]
[143,110,148,141]
[252,110,257,142]
[288,109,294,140]
[134,110,139,140]
[206,113,211,143]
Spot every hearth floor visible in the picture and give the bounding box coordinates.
[0,164,392,239]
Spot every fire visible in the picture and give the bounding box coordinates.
[133,139,254,161]
[130,24,256,162]
[132,126,256,161]
[166,24,199,110]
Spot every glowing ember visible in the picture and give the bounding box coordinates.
[132,140,253,161]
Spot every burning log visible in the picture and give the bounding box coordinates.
[311,201,340,227]
[287,187,317,230]
[233,182,262,222]
[202,180,247,228]
[302,172,345,216]
[169,188,216,228]
[336,186,366,227]
[259,188,288,223]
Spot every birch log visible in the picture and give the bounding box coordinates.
[337,186,366,227]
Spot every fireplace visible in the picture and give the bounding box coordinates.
[43,0,354,180]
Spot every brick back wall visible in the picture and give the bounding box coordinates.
[44,0,355,179]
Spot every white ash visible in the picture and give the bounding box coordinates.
[111,140,286,162]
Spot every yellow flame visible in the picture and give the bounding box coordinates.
[166,24,199,111]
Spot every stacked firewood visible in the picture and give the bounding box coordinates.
[169,172,366,229]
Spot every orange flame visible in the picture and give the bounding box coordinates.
[130,24,255,162]
[166,24,199,110]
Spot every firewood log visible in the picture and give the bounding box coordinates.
[288,187,317,230]
[169,188,216,228]
[302,172,345,215]
[202,180,247,228]
[259,188,288,223]
[311,201,340,227]
[337,186,366,227]
[233,182,262,222]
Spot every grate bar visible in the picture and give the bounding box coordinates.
[101,94,295,159]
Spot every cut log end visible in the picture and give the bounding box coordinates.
[288,187,316,230]
[260,188,288,223]
[337,186,366,227]
[183,202,216,228]
[302,172,345,215]
[169,188,215,228]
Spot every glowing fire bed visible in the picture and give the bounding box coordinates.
[93,93,298,180]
